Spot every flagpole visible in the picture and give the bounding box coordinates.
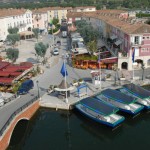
[64,57,68,103]
[99,49,101,91]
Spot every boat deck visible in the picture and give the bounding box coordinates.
[80,97,118,116]
[100,89,137,104]
[123,84,150,99]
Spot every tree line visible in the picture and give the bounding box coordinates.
[0,0,150,9]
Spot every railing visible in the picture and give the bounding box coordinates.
[0,96,38,137]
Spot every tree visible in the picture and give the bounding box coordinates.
[8,27,19,34]
[87,40,97,54]
[6,48,19,62]
[32,28,39,41]
[7,34,20,47]
[52,18,59,25]
[35,42,49,62]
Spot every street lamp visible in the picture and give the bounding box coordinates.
[141,63,145,81]
[36,80,40,98]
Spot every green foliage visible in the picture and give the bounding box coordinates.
[76,20,100,43]
[6,48,19,62]
[35,42,48,58]
[8,27,19,34]
[52,18,59,25]
[0,0,150,9]
[48,28,59,34]
[56,24,61,29]
[87,40,97,54]
[32,28,39,40]
[7,34,20,46]
[136,13,150,18]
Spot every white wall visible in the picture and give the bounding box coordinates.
[0,9,32,41]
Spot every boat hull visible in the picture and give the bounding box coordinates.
[75,104,125,128]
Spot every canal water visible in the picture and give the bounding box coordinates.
[8,87,150,150]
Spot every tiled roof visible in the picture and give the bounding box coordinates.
[83,10,150,34]
[0,8,27,18]
[67,12,84,18]
[32,7,72,13]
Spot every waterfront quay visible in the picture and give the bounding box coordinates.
[0,33,150,150]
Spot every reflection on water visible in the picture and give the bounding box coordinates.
[7,86,150,150]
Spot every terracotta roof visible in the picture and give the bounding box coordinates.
[0,8,27,18]
[83,10,150,34]
[67,12,84,18]
[32,7,72,13]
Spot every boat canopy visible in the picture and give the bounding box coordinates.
[123,84,150,99]
[80,97,119,116]
[101,89,137,104]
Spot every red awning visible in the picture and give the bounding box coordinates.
[0,72,10,77]
[0,62,10,70]
[0,78,14,85]
[101,57,118,64]
[10,72,22,76]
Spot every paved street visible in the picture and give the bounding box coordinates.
[0,33,150,134]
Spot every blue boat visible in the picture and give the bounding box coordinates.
[96,89,144,115]
[75,97,125,128]
[122,83,150,109]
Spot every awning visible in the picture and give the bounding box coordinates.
[19,31,34,36]
[110,35,117,40]
[115,40,122,46]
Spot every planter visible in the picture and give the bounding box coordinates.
[120,77,126,81]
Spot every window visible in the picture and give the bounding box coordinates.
[134,36,139,44]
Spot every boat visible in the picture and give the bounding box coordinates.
[75,96,125,128]
[96,89,144,115]
[122,83,150,109]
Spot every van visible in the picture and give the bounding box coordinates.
[18,80,34,95]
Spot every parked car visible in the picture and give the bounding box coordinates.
[56,40,61,46]
[53,47,59,55]
[18,80,34,95]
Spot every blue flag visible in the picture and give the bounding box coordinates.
[60,62,68,77]
[132,48,135,63]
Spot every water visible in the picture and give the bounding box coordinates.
[8,87,150,150]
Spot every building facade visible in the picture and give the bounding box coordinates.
[0,9,32,41]
[83,10,150,70]
[32,8,48,34]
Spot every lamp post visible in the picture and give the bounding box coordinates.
[36,80,40,98]
[141,63,145,81]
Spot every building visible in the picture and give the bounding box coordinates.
[82,10,150,70]
[67,12,83,24]
[47,7,72,24]
[71,6,96,12]
[0,8,33,41]
[32,8,49,34]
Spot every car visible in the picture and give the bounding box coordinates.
[56,40,61,45]
[18,80,34,95]
[53,48,59,55]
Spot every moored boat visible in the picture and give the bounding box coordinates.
[75,97,125,128]
[96,89,144,115]
[122,83,150,109]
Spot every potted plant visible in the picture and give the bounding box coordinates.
[72,79,78,86]
[78,78,84,85]
[105,74,111,81]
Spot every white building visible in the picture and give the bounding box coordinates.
[0,9,33,41]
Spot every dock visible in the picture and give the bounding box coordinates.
[39,79,150,110]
